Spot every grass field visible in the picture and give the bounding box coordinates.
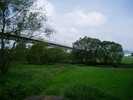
[122,56,133,64]
[0,64,133,100]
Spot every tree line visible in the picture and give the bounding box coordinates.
[11,36,124,66]
[10,42,71,65]
[0,36,124,74]
[72,36,124,65]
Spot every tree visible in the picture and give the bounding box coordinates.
[101,41,124,65]
[131,53,133,56]
[0,0,48,73]
[72,36,101,64]
[72,36,124,65]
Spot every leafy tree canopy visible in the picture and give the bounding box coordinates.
[72,36,124,65]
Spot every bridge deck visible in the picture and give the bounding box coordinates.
[0,33,73,49]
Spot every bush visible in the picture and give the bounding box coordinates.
[63,84,119,100]
[45,47,70,64]
[27,43,71,64]
[26,42,47,64]
[11,42,28,63]
[0,48,11,74]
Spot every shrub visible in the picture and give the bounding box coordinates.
[27,43,71,64]
[0,48,11,74]
[45,47,70,64]
[10,42,28,63]
[26,42,47,64]
[63,84,119,100]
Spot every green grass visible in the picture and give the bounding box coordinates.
[122,56,133,64]
[0,64,133,100]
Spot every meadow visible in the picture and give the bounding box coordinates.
[122,56,133,64]
[0,60,133,100]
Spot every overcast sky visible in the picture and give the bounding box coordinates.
[35,0,133,51]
